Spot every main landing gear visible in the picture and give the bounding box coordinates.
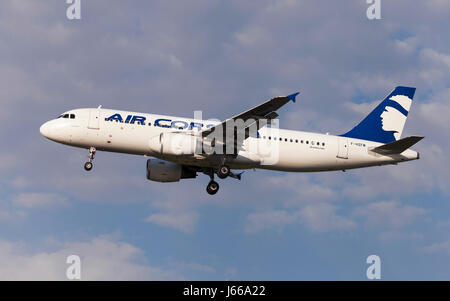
[217,164,230,179]
[205,169,220,195]
[204,165,232,195]
[84,147,96,171]
[206,180,219,195]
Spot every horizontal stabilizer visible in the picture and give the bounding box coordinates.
[371,136,424,155]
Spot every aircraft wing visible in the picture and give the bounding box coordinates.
[200,92,299,152]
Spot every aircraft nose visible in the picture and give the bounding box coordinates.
[40,121,52,138]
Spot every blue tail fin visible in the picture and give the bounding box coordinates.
[341,86,416,143]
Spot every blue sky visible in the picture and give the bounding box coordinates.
[0,0,449,280]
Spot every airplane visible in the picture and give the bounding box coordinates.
[40,86,423,195]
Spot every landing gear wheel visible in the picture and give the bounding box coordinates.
[217,165,230,179]
[84,162,93,171]
[84,147,96,171]
[206,181,219,195]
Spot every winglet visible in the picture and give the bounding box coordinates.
[237,171,244,180]
[286,92,299,103]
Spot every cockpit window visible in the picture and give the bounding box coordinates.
[58,113,75,119]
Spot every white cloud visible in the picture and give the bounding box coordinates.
[234,27,270,48]
[343,99,379,118]
[418,100,450,131]
[0,152,20,171]
[298,203,356,232]
[0,208,27,222]
[245,210,298,233]
[265,174,335,203]
[245,203,355,233]
[170,262,215,274]
[436,220,450,228]
[341,164,434,201]
[0,235,181,280]
[421,48,450,68]
[422,241,450,255]
[146,211,199,234]
[353,200,426,229]
[12,192,68,209]
[378,230,424,243]
[394,38,418,55]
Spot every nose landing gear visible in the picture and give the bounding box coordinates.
[84,147,96,171]
[84,161,93,171]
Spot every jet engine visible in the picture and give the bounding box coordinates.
[146,158,197,182]
[149,132,201,155]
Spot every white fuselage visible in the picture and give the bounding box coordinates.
[40,108,419,172]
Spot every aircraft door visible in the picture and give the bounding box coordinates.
[337,137,349,159]
[88,107,100,130]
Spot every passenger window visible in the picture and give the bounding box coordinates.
[301,140,303,144]
[290,139,293,142]
[322,143,325,146]
[269,136,271,140]
[306,141,309,144]
[295,139,298,143]
[279,138,282,141]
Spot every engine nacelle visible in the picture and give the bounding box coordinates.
[146,158,196,182]
[149,132,201,155]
